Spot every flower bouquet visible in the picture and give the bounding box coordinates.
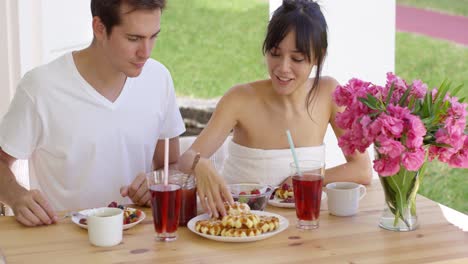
[333,72,467,231]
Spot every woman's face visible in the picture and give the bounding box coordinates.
[266,30,315,96]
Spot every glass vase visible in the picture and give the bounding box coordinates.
[379,166,421,231]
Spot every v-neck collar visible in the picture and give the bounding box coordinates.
[67,52,132,110]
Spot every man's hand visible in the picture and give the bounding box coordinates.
[120,173,151,207]
[12,189,57,227]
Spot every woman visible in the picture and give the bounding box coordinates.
[179,0,372,218]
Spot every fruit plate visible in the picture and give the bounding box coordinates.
[71,207,145,230]
[187,211,289,243]
[268,191,327,208]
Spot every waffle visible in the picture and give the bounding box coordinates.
[257,216,280,233]
[225,201,251,216]
[221,213,260,229]
[195,202,280,238]
[195,219,223,236]
[275,189,293,199]
[220,227,263,237]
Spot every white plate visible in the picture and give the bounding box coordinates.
[268,191,327,208]
[71,207,146,230]
[187,210,289,243]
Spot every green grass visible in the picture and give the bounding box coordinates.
[397,0,468,16]
[153,0,268,98]
[395,32,468,99]
[419,162,468,214]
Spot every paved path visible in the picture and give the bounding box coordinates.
[396,4,468,46]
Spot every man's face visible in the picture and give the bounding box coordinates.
[99,5,161,77]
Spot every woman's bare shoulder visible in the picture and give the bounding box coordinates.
[221,79,270,102]
[319,76,340,92]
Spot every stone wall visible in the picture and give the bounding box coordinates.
[177,97,218,136]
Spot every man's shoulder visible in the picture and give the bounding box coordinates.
[141,58,170,77]
[19,54,70,95]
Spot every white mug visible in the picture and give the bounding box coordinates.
[87,207,123,247]
[326,182,366,217]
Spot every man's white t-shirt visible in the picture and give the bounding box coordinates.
[0,53,185,211]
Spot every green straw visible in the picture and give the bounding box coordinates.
[286,130,302,176]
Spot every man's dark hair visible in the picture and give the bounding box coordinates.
[91,0,166,35]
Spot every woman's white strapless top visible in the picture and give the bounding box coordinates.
[221,140,325,187]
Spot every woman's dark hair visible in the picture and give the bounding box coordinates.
[91,0,166,35]
[263,0,328,111]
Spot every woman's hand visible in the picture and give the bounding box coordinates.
[194,158,233,218]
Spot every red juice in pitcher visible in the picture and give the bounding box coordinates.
[150,184,181,234]
[292,173,323,221]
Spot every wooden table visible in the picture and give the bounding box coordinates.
[1,180,467,264]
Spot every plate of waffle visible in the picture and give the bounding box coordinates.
[187,202,289,242]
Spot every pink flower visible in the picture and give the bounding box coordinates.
[410,80,428,99]
[447,136,468,168]
[405,115,426,148]
[333,84,354,107]
[374,156,401,176]
[386,72,407,91]
[334,73,468,174]
[333,78,372,107]
[370,113,404,138]
[377,138,405,159]
[401,148,426,171]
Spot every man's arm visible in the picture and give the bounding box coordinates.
[120,137,180,206]
[153,137,180,169]
[0,148,57,226]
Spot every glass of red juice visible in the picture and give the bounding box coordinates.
[147,170,182,241]
[173,172,197,226]
[291,160,325,230]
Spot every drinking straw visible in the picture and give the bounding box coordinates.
[286,130,302,176]
[164,138,169,186]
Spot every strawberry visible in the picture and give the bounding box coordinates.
[239,191,247,195]
[281,183,290,191]
[250,189,261,195]
[107,201,118,208]
[135,210,142,218]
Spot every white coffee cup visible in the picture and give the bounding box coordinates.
[326,182,366,217]
[87,207,123,247]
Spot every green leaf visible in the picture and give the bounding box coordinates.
[398,85,412,106]
[450,84,464,98]
[358,95,382,111]
[386,83,395,106]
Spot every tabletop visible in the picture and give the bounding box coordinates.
[0,180,467,264]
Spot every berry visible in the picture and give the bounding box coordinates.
[250,189,261,195]
[117,205,125,210]
[79,218,87,225]
[281,183,290,191]
[135,210,142,217]
[107,201,118,208]
[239,191,247,195]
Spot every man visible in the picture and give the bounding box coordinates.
[0,0,185,227]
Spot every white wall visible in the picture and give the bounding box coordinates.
[0,0,92,118]
[0,0,20,117]
[18,0,93,76]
